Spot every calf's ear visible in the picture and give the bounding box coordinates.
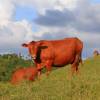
[22,43,28,47]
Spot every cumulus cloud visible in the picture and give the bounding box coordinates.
[0,0,100,58]
[34,1,100,33]
[34,9,75,27]
[0,0,15,26]
[74,3,100,33]
[0,0,35,52]
[0,20,32,47]
[14,0,78,13]
[0,19,39,55]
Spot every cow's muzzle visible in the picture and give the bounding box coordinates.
[31,55,36,60]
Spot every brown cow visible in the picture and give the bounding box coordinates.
[22,37,83,77]
[11,67,37,84]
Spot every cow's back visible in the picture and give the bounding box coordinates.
[51,38,80,66]
[40,37,83,67]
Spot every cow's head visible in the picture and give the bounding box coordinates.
[22,41,41,60]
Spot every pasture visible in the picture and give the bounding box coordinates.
[0,55,100,100]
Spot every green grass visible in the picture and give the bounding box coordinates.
[0,56,100,100]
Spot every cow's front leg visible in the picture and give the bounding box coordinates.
[36,64,42,79]
[37,70,41,79]
[45,60,52,76]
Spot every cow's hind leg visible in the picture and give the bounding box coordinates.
[79,53,83,66]
[71,55,80,76]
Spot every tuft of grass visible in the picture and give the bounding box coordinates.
[0,56,100,100]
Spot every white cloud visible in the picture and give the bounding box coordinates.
[0,0,100,58]
[0,0,15,26]
[14,0,78,14]
[0,20,32,47]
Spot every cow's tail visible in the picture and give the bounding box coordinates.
[79,53,83,66]
[79,39,83,66]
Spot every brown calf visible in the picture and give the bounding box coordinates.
[11,67,37,84]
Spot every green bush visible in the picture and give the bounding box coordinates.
[0,54,33,81]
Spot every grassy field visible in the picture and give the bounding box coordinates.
[0,56,100,100]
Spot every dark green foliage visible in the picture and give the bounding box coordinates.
[0,54,33,81]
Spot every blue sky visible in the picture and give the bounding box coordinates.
[15,5,38,32]
[14,0,100,27]
[0,0,100,59]
[15,6,37,22]
[91,0,100,3]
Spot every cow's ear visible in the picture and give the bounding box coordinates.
[30,41,35,44]
[22,43,28,47]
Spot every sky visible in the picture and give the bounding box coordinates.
[91,0,100,3]
[0,0,100,59]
